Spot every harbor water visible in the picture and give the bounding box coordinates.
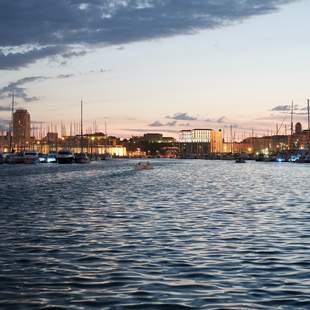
[1,160,310,309]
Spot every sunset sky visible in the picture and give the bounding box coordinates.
[0,0,309,138]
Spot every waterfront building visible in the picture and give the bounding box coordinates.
[13,109,31,149]
[178,128,222,157]
[179,130,192,143]
[143,133,163,142]
[192,129,212,143]
[211,130,223,153]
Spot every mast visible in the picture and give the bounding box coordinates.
[9,91,15,151]
[290,100,294,136]
[80,100,83,153]
[104,119,107,154]
[290,100,294,150]
[307,99,310,151]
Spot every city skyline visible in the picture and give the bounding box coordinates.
[1,0,310,138]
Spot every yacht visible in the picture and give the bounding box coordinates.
[5,152,24,164]
[47,152,57,163]
[75,152,90,164]
[38,153,47,163]
[57,150,75,164]
[23,151,40,164]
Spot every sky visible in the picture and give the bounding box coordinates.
[0,0,310,138]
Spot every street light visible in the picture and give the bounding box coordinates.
[91,136,95,159]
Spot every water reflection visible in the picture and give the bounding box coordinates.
[0,160,310,309]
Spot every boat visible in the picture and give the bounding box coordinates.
[57,150,75,164]
[38,153,47,163]
[46,152,57,163]
[23,151,40,164]
[235,153,247,163]
[75,100,90,164]
[75,152,90,164]
[275,152,288,163]
[135,161,154,171]
[5,152,24,164]
[296,153,310,163]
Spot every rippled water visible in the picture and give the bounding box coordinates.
[1,159,310,309]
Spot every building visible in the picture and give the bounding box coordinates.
[192,129,212,143]
[211,130,223,153]
[143,133,163,142]
[179,128,222,157]
[179,130,192,143]
[13,109,31,149]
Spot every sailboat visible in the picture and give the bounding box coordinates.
[75,100,90,164]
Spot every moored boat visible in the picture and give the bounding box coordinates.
[23,151,40,164]
[75,152,90,164]
[47,152,57,163]
[5,152,24,164]
[57,150,74,164]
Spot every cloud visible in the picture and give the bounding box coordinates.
[179,123,190,127]
[0,0,297,69]
[149,120,177,127]
[216,116,229,123]
[0,46,67,70]
[149,120,164,127]
[271,105,292,112]
[0,106,12,112]
[167,112,197,121]
[0,74,77,102]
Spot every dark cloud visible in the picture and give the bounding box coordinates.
[149,120,177,127]
[216,116,228,123]
[167,113,197,121]
[0,74,76,102]
[0,46,67,70]
[271,105,292,112]
[0,0,297,69]
[123,128,178,134]
[149,120,164,127]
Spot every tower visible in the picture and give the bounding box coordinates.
[13,109,31,149]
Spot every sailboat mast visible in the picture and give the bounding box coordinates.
[9,91,15,151]
[290,100,294,136]
[307,99,310,151]
[80,100,83,153]
[290,100,294,151]
[104,119,107,154]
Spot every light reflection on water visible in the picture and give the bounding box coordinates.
[1,159,310,309]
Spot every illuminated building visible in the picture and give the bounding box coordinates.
[13,109,31,149]
[192,129,212,143]
[179,130,192,143]
[179,128,222,157]
[211,130,223,153]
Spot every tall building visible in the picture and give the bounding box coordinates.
[13,109,31,148]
